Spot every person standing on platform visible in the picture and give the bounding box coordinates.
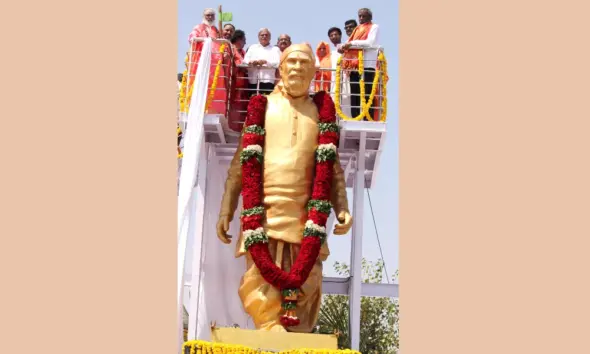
[275,34,292,83]
[185,8,229,115]
[243,28,281,96]
[340,8,380,120]
[228,30,249,132]
[222,23,235,40]
[277,34,292,53]
[327,26,352,118]
[344,19,357,38]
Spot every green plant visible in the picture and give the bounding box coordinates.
[316,259,399,354]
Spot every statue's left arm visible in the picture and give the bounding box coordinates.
[331,154,353,235]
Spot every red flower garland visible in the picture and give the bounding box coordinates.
[239,92,340,329]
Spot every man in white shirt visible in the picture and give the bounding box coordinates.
[340,8,380,119]
[243,28,281,97]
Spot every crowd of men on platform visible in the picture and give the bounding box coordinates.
[179,7,380,121]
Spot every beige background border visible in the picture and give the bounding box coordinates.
[400,0,590,352]
[2,0,589,353]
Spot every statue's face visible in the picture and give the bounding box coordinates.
[280,51,314,97]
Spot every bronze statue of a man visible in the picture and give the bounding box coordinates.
[216,43,353,333]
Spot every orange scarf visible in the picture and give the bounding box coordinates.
[314,41,332,92]
[341,22,372,70]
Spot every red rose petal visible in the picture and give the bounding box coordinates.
[319,131,339,145]
[308,209,329,226]
[242,133,264,148]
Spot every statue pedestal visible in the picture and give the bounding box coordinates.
[210,327,338,351]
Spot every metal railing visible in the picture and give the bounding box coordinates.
[180,41,387,132]
[181,38,234,119]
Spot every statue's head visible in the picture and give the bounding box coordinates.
[278,43,316,98]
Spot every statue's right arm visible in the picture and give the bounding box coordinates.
[216,134,243,244]
[219,135,243,220]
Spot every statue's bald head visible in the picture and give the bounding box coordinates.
[278,43,316,97]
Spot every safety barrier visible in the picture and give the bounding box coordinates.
[179,41,388,134]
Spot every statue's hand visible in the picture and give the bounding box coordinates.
[333,211,353,235]
[216,215,232,244]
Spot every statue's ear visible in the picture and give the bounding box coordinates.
[278,63,284,78]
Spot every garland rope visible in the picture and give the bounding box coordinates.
[334,50,388,122]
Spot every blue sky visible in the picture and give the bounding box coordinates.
[178,0,398,279]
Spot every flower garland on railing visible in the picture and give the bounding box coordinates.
[334,50,387,122]
[183,340,361,354]
[204,43,227,112]
[363,51,389,122]
[177,124,183,159]
[179,54,190,113]
[334,51,365,121]
[240,92,339,329]
[378,51,389,122]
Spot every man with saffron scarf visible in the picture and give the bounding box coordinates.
[314,42,332,93]
[185,8,229,115]
[216,44,353,333]
[340,8,380,120]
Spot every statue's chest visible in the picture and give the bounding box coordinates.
[264,105,319,151]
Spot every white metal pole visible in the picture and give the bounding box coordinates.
[187,141,210,340]
[349,132,366,350]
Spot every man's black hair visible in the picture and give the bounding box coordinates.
[231,29,245,44]
[327,27,342,36]
[345,19,358,27]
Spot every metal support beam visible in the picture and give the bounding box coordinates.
[349,132,366,351]
[323,277,399,298]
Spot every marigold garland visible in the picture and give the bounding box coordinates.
[240,92,339,329]
[179,54,190,113]
[379,51,389,122]
[360,66,381,121]
[178,124,183,159]
[183,340,361,354]
[334,52,365,121]
[205,43,227,112]
[334,50,388,122]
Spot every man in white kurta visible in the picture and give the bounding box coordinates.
[243,28,281,96]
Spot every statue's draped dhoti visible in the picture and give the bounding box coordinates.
[239,240,324,332]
